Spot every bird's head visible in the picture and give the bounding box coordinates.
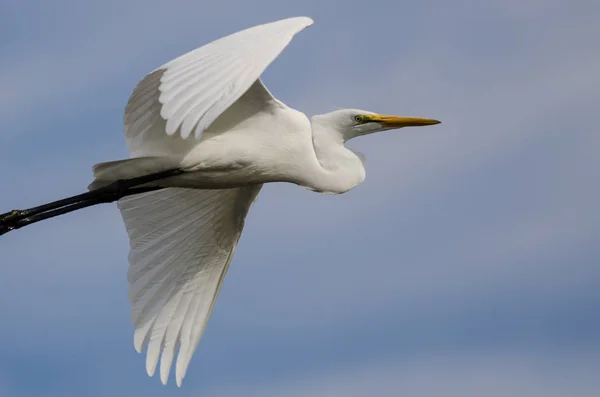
[314,109,441,142]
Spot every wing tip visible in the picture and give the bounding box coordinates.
[160,366,170,386]
[291,16,314,26]
[279,16,314,32]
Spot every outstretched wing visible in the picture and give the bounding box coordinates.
[118,185,261,386]
[117,17,313,385]
[123,16,313,156]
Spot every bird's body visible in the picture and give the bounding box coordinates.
[94,68,367,196]
[0,16,440,386]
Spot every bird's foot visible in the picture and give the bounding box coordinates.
[0,209,24,223]
[0,210,25,236]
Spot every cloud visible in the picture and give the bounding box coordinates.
[81,350,600,397]
[210,352,600,397]
[0,1,598,394]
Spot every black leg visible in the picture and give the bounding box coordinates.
[0,190,104,224]
[0,186,161,236]
[0,168,184,236]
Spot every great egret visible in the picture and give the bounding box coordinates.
[0,16,440,386]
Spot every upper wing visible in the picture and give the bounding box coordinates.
[117,17,308,385]
[123,16,313,156]
[118,185,261,386]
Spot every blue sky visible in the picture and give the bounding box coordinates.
[1,0,599,396]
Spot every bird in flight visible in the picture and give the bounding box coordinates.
[0,17,440,386]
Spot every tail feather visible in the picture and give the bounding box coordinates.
[89,157,180,191]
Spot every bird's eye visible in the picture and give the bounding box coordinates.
[354,115,365,123]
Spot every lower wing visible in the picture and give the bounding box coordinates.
[117,185,261,386]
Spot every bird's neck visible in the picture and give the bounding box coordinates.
[302,116,365,194]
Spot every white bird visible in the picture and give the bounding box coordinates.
[0,16,440,386]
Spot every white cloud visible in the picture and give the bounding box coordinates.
[1,350,598,397]
[175,351,600,397]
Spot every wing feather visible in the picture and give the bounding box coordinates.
[116,17,311,385]
[118,186,261,386]
[123,16,313,151]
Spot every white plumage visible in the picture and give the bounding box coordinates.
[0,15,441,386]
[90,16,440,386]
[119,186,260,386]
[117,17,314,386]
[118,17,312,386]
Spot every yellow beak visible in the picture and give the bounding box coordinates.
[369,114,441,128]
